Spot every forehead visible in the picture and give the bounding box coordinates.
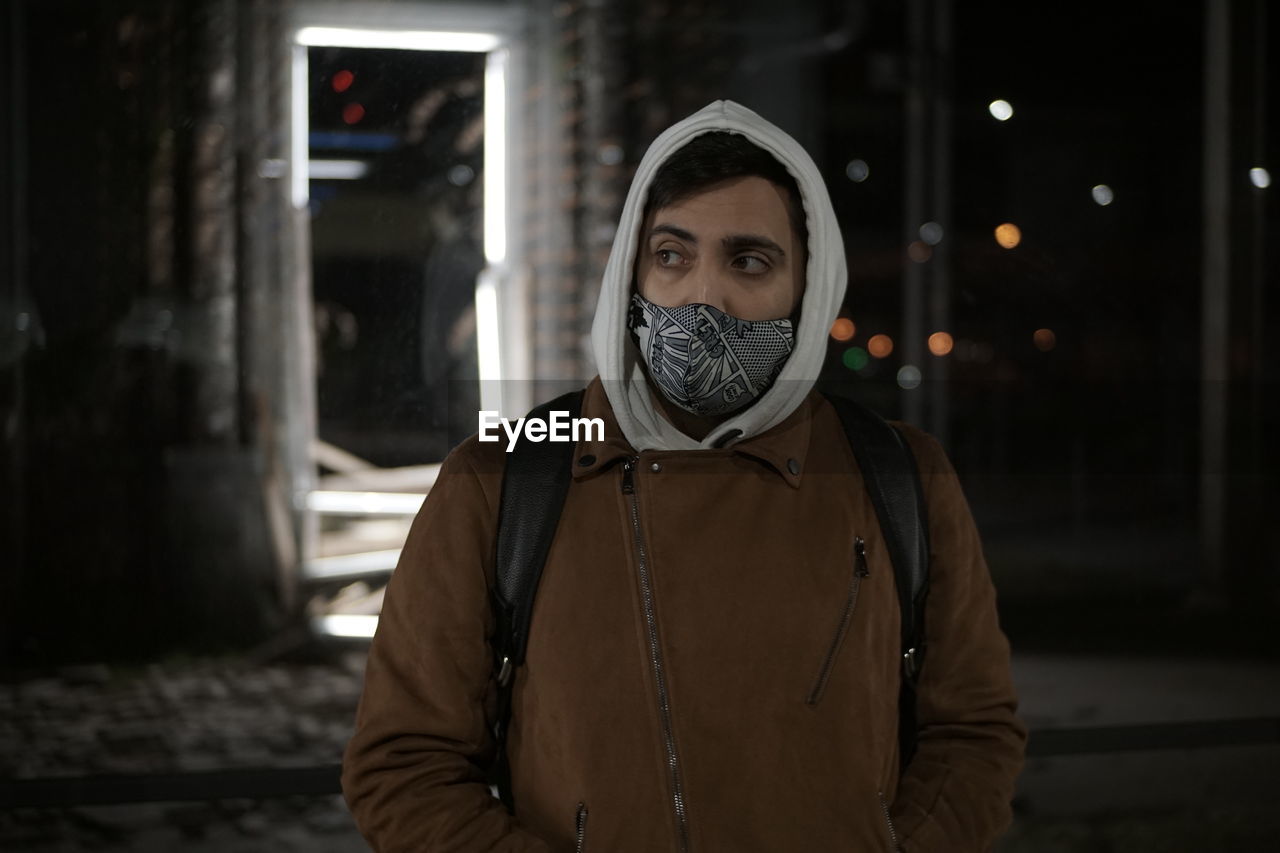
[645,176,795,240]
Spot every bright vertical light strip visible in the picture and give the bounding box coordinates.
[475,269,503,412]
[476,47,508,415]
[290,44,309,209]
[484,49,508,265]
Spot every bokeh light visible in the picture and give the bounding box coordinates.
[988,99,1014,121]
[1033,328,1057,351]
[868,334,894,358]
[1092,184,1114,206]
[842,346,869,371]
[907,241,932,263]
[1250,167,1272,189]
[928,331,954,356]
[897,365,922,390]
[448,164,475,186]
[342,103,366,125]
[597,144,624,166]
[845,159,870,182]
[332,69,355,93]
[830,318,856,341]
[919,221,944,245]
[994,222,1021,249]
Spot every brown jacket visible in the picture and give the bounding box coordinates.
[342,378,1026,852]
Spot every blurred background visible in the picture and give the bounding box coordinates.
[1,0,1277,850]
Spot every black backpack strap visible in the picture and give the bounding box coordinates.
[822,393,931,767]
[488,388,584,808]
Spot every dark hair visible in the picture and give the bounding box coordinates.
[643,131,809,250]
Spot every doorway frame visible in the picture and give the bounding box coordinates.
[285,2,530,632]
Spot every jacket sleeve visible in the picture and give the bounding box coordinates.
[888,427,1027,852]
[341,441,555,853]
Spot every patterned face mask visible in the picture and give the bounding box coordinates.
[627,291,796,417]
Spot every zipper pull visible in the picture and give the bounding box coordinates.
[854,536,869,577]
[621,457,637,494]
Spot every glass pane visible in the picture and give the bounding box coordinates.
[308,46,484,467]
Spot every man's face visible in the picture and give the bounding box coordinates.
[634,176,806,322]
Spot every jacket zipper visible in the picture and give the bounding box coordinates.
[622,457,691,853]
[574,801,588,853]
[806,535,869,705]
[878,790,900,852]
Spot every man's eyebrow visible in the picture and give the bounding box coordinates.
[648,224,697,243]
[649,225,787,259]
[723,234,786,258]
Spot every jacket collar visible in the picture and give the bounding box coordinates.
[572,377,813,488]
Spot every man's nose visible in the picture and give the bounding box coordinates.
[687,264,730,313]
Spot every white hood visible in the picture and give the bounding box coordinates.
[589,99,848,451]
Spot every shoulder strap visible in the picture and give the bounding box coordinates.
[821,393,931,765]
[489,388,584,807]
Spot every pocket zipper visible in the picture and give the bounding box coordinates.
[878,790,900,852]
[806,536,869,705]
[574,801,589,853]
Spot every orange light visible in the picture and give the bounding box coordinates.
[830,318,856,341]
[342,102,366,125]
[868,334,894,358]
[994,223,1021,249]
[928,331,954,356]
[907,241,932,263]
[1033,328,1056,351]
[332,70,355,93]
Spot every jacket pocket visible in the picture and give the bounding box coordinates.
[805,536,869,705]
[878,790,901,852]
[574,801,588,853]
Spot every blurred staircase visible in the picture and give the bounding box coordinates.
[303,440,438,639]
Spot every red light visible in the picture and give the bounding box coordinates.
[332,70,354,93]
[342,103,366,125]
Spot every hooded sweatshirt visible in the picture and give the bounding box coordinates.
[589,99,847,451]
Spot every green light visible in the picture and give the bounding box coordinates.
[842,346,869,371]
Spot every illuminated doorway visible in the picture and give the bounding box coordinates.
[288,11,520,638]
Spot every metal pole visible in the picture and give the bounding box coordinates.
[1,0,29,661]
[902,0,928,424]
[1245,0,1266,474]
[928,0,952,447]
[188,0,241,444]
[1199,0,1231,593]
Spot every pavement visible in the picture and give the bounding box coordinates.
[1005,654,1280,849]
[3,644,1279,851]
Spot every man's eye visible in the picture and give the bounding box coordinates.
[733,255,770,274]
[656,248,685,266]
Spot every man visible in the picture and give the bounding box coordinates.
[343,100,1026,852]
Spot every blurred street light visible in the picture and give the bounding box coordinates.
[830,318,856,341]
[928,331,954,356]
[995,222,1022,248]
[988,99,1014,121]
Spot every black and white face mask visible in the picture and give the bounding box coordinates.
[627,291,796,418]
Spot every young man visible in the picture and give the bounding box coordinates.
[343,100,1025,852]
